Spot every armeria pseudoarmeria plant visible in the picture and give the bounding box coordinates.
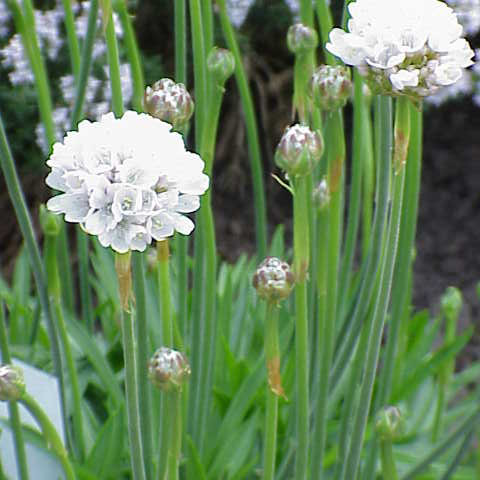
[326,0,475,100]
[45,111,209,253]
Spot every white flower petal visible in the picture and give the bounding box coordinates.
[47,193,90,222]
[172,213,195,235]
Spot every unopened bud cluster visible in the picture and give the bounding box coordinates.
[0,365,25,402]
[148,347,191,391]
[375,406,404,441]
[275,124,324,177]
[310,65,352,111]
[441,286,463,320]
[287,23,318,54]
[207,47,235,85]
[253,257,295,304]
[144,78,194,129]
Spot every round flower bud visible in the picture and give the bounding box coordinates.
[253,257,295,304]
[0,365,25,402]
[310,65,352,111]
[39,204,61,237]
[313,178,330,210]
[287,23,318,54]
[441,286,463,321]
[144,78,194,129]
[148,347,191,391]
[275,124,324,177]
[375,406,404,441]
[207,47,235,86]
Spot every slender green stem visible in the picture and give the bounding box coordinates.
[71,0,99,126]
[329,97,392,396]
[0,116,67,441]
[300,0,314,25]
[380,440,399,480]
[343,97,410,480]
[440,429,474,480]
[402,407,480,480]
[132,253,153,479]
[311,110,345,478]
[217,0,268,259]
[20,393,76,480]
[293,177,310,480]
[337,73,367,317]
[264,303,281,480]
[104,10,124,117]
[61,0,81,80]
[315,0,336,65]
[175,0,187,85]
[0,302,29,480]
[115,253,147,480]
[76,230,94,332]
[115,0,145,111]
[201,0,213,58]
[44,232,85,461]
[165,391,182,480]
[363,125,421,479]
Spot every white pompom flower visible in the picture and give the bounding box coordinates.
[326,0,475,100]
[46,111,209,253]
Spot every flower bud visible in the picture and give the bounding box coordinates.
[0,365,25,402]
[148,347,191,391]
[39,204,61,237]
[310,65,352,111]
[375,406,404,441]
[144,78,194,129]
[275,124,324,177]
[207,47,235,86]
[287,23,318,54]
[441,286,462,321]
[313,178,330,210]
[253,257,295,304]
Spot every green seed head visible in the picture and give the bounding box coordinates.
[0,365,25,402]
[441,286,463,321]
[39,204,61,237]
[148,347,191,391]
[275,124,324,177]
[253,257,295,304]
[207,47,235,86]
[375,406,404,441]
[287,23,318,54]
[310,65,352,111]
[144,79,194,129]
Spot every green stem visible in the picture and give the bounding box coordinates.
[115,253,147,480]
[311,110,345,478]
[363,108,420,479]
[70,0,99,126]
[380,439,399,480]
[175,0,187,85]
[165,391,182,480]
[0,116,67,441]
[217,0,268,259]
[402,407,480,480]
[264,303,281,480]
[76,230,94,332]
[200,0,213,58]
[293,177,310,480]
[337,73,367,317]
[343,97,410,480]
[104,10,124,117]
[315,0,336,65]
[329,97,392,396]
[300,0,314,25]
[115,0,145,111]
[44,232,86,461]
[440,429,475,480]
[61,0,81,80]
[132,253,153,479]
[20,393,76,480]
[0,302,29,480]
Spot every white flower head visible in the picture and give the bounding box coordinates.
[326,0,475,99]
[46,111,209,253]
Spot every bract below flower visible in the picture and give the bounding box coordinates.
[326,0,475,100]
[46,111,209,253]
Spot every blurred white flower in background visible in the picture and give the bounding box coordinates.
[445,0,480,35]
[0,1,11,38]
[46,112,209,253]
[326,0,474,99]
[226,0,255,28]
